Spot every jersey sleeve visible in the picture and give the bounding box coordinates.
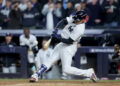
[19,35,25,46]
[70,25,85,41]
[30,35,38,47]
[66,16,74,24]
[35,50,41,61]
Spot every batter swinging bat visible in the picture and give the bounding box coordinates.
[44,8,76,47]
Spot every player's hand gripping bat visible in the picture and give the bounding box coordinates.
[44,19,66,47]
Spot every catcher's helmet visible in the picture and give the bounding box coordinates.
[73,10,88,22]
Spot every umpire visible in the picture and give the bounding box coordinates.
[0,33,17,73]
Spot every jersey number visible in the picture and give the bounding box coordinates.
[68,26,73,32]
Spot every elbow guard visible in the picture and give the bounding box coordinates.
[60,38,74,44]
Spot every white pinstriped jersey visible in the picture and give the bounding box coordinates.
[61,23,85,44]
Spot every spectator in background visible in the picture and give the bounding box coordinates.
[103,0,119,28]
[31,0,42,16]
[80,0,91,21]
[62,0,68,9]
[19,0,27,11]
[42,0,59,30]
[0,12,4,28]
[97,0,107,25]
[74,3,81,12]
[86,0,102,26]
[87,0,92,3]
[119,0,120,26]
[22,1,39,29]
[0,33,16,73]
[109,44,120,74]
[0,0,3,9]
[80,0,89,12]
[98,0,106,6]
[71,0,81,6]
[64,1,73,17]
[8,1,22,29]
[38,0,48,8]
[0,0,11,29]
[19,29,38,74]
[31,0,44,28]
[0,0,6,9]
[55,1,65,20]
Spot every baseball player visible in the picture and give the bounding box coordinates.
[20,29,38,73]
[30,10,97,82]
[35,39,53,70]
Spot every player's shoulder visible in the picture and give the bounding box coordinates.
[48,48,53,51]
[38,49,43,53]
[77,23,85,28]
[73,23,85,35]
[30,34,35,37]
[30,34,36,38]
[20,34,24,38]
[76,23,85,30]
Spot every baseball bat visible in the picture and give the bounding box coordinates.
[44,19,64,47]
[44,37,52,47]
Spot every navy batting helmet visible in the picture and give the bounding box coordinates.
[73,10,88,22]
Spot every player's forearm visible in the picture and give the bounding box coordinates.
[56,18,68,28]
[55,16,74,29]
[52,31,74,44]
[60,37,74,44]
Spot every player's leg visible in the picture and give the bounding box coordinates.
[61,72,68,80]
[35,56,41,71]
[28,51,36,73]
[30,43,61,82]
[60,49,97,82]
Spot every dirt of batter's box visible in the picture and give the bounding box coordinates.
[0,80,120,86]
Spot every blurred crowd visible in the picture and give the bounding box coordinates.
[0,0,120,29]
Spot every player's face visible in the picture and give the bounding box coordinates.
[56,3,62,8]
[5,36,12,44]
[27,2,32,9]
[42,40,48,50]
[24,29,30,38]
[80,3,86,10]
[32,0,37,3]
[74,19,84,24]
[22,0,26,3]
[67,2,72,8]
[6,1,11,7]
